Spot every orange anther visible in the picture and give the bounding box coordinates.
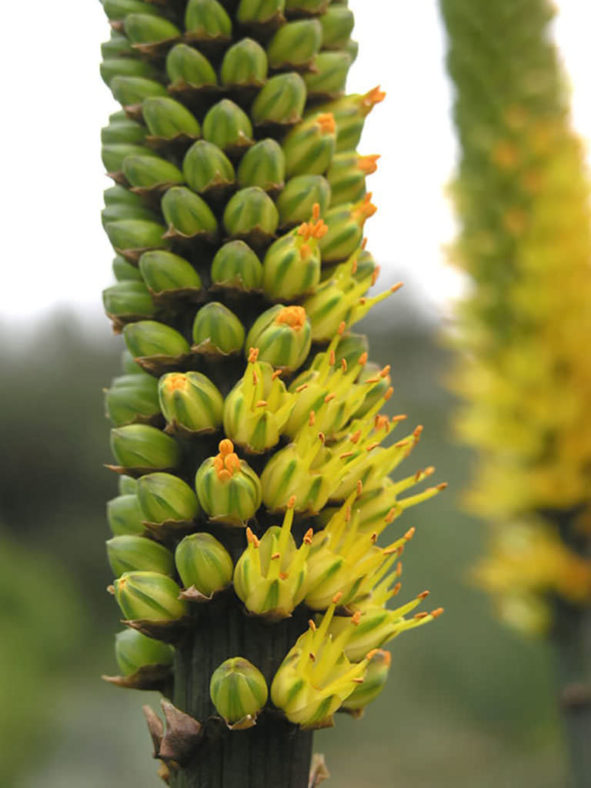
[417,590,430,600]
[164,373,188,392]
[341,359,348,372]
[380,365,391,378]
[414,612,429,620]
[392,582,402,596]
[351,430,362,444]
[272,369,283,380]
[271,552,281,560]
[329,350,336,365]
[248,347,260,363]
[219,439,234,455]
[256,400,268,408]
[246,527,260,548]
[317,113,336,135]
[309,619,317,631]
[358,154,380,175]
[356,480,363,496]
[309,411,316,426]
[351,611,362,625]
[358,352,368,365]
[363,86,386,112]
[275,305,306,330]
[436,482,449,491]
[324,393,336,403]
[390,282,404,294]
[371,266,381,286]
[303,528,314,545]
[431,607,445,618]
[404,527,416,540]
[338,322,346,335]
[287,495,296,509]
[384,387,394,401]
[332,591,344,605]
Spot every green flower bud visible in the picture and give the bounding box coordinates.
[102,118,147,145]
[210,658,268,729]
[119,475,138,495]
[245,305,312,372]
[161,186,218,239]
[142,96,201,140]
[104,184,146,207]
[105,219,167,255]
[103,280,155,318]
[192,302,245,356]
[318,195,376,262]
[223,187,279,241]
[223,352,293,453]
[166,43,218,88]
[327,153,379,207]
[123,13,181,44]
[139,250,202,295]
[102,144,157,173]
[220,38,267,88]
[234,506,312,618]
[104,372,161,426]
[355,248,378,282]
[111,76,168,106]
[175,533,233,596]
[107,535,175,577]
[102,0,162,20]
[283,113,336,178]
[195,439,262,525]
[124,320,190,360]
[107,493,145,536]
[113,255,143,282]
[320,5,355,50]
[341,649,391,714]
[262,215,325,300]
[352,362,391,419]
[122,155,184,189]
[203,99,254,154]
[184,0,232,40]
[115,629,174,676]
[304,52,352,98]
[100,57,158,88]
[237,0,285,25]
[251,73,307,127]
[210,241,263,292]
[334,332,369,368]
[158,371,224,433]
[345,39,359,63]
[237,139,285,193]
[311,87,385,152]
[109,110,130,123]
[277,175,331,229]
[121,349,145,375]
[110,424,181,470]
[183,140,235,195]
[260,443,331,514]
[113,571,188,621]
[102,33,135,59]
[284,0,328,14]
[137,472,200,525]
[267,19,321,69]
[102,201,158,227]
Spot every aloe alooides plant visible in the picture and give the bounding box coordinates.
[100,1,445,785]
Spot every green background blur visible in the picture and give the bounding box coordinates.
[0,295,566,787]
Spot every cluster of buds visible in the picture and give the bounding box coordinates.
[99,0,445,777]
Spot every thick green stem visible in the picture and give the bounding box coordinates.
[171,597,313,788]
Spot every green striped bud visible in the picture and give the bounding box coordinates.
[251,73,307,127]
[223,187,279,241]
[107,493,145,536]
[139,250,202,295]
[203,99,254,154]
[262,218,325,300]
[327,153,379,207]
[113,571,188,621]
[302,280,347,342]
[318,195,376,262]
[237,0,285,25]
[107,535,175,577]
[267,20,322,69]
[192,302,245,356]
[183,140,235,194]
[320,6,355,50]
[283,113,336,178]
[260,443,331,514]
[124,320,190,359]
[355,248,378,282]
[102,143,157,173]
[137,472,201,525]
[175,533,233,596]
[122,155,184,190]
[334,332,369,368]
[185,0,232,40]
[102,34,135,59]
[102,0,162,20]
[105,185,147,207]
[220,38,267,88]
[210,241,263,292]
[111,76,168,106]
[345,39,359,64]
[103,281,156,319]
[158,371,224,433]
[277,175,331,229]
[285,0,328,13]
[102,118,147,145]
[304,52,352,98]
[105,219,167,256]
[104,372,160,427]
[121,349,145,375]
[341,649,390,715]
[123,13,181,44]
[195,439,262,525]
[210,658,268,729]
[166,43,218,88]
[237,139,285,192]
[223,353,293,453]
[142,96,201,140]
[102,202,158,227]
[234,506,312,618]
[110,425,181,470]
[312,87,386,152]
[162,186,218,239]
[245,305,312,372]
[115,629,174,676]
[113,255,143,282]
[100,58,158,88]
[119,475,138,495]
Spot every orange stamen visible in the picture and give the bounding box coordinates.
[275,305,307,331]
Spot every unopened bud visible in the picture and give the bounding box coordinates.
[223,187,279,241]
[210,657,268,728]
[110,424,181,470]
[107,493,145,536]
[104,372,160,427]
[158,371,224,433]
[113,570,188,621]
[104,219,166,255]
[122,154,184,189]
[101,117,147,145]
[102,143,156,173]
[285,0,328,13]
[184,0,232,40]
[237,0,284,24]
[334,333,369,368]
[192,302,245,356]
[277,175,331,229]
[139,250,203,295]
[251,73,307,127]
[102,0,162,21]
[210,241,263,292]
[102,281,156,319]
[123,13,181,44]
[142,96,201,140]
[327,152,379,207]
[283,113,336,178]
[183,140,235,195]
[304,51,352,98]
[115,629,174,676]
[102,33,135,59]
[123,320,190,360]
[262,226,322,301]
[220,38,268,88]
[100,57,158,88]
[267,20,322,70]
[203,99,254,154]
[102,201,158,228]
[320,6,355,50]
[237,139,285,192]
[137,472,200,525]
[175,533,233,596]
[342,649,391,714]
[166,42,218,88]
[161,186,218,239]
[245,305,312,372]
[107,535,175,577]
[318,197,376,262]
[111,76,168,107]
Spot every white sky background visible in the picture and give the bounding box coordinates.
[1,1,590,326]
